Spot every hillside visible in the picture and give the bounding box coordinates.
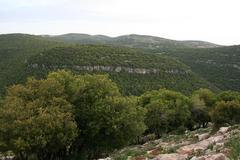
[26,45,216,95]
[165,45,240,91]
[0,34,63,94]
[109,125,240,160]
[47,33,240,92]
[46,34,221,51]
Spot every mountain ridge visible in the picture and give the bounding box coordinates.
[44,33,222,49]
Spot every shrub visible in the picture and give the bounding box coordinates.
[226,135,240,160]
[189,103,210,129]
[0,78,78,160]
[139,89,190,137]
[49,70,146,159]
[211,100,240,127]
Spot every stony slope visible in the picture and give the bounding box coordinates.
[107,125,240,160]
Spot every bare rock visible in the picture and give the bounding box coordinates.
[194,153,228,160]
[217,127,230,135]
[207,136,224,143]
[198,133,210,141]
[177,135,224,156]
[98,158,112,160]
[154,153,188,160]
[190,156,205,160]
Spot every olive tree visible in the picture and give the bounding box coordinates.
[139,89,190,137]
[48,70,146,159]
[211,100,240,127]
[0,78,78,160]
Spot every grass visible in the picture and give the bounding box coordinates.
[226,136,240,160]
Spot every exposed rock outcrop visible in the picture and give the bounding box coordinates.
[107,126,239,160]
[30,64,191,75]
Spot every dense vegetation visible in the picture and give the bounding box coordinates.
[46,34,240,92]
[0,70,239,160]
[0,34,221,97]
[164,46,240,91]
[0,34,63,94]
[1,33,240,95]
[0,33,240,159]
[139,89,190,137]
[26,45,215,95]
[0,71,146,160]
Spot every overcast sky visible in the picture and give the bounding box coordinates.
[0,0,240,45]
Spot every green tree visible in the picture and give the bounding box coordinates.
[188,89,215,129]
[49,70,146,159]
[0,78,78,160]
[217,91,240,102]
[0,96,3,106]
[139,89,190,137]
[211,100,240,127]
[193,88,216,107]
[189,95,210,129]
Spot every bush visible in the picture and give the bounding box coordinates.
[49,70,146,159]
[211,100,240,127]
[139,89,190,137]
[188,102,210,129]
[226,135,240,160]
[0,70,147,160]
[193,88,216,107]
[0,78,78,160]
[217,91,240,102]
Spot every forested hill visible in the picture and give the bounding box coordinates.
[47,33,240,92]
[164,45,240,91]
[26,45,217,95]
[0,34,223,94]
[0,34,64,94]
[46,33,221,51]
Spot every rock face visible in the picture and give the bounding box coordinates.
[31,64,190,75]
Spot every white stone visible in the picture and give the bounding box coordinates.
[218,127,230,135]
[198,133,210,141]
[154,153,188,160]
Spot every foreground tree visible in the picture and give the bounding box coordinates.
[139,89,190,137]
[189,96,210,129]
[211,100,240,127]
[48,71,146,159]
[211,91,240,127]
[0,78,78,160]
[188,89,215,129]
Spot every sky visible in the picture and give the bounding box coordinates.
[0,0,240,45]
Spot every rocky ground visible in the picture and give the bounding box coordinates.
[105,125,240,160]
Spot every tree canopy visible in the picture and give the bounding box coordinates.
[139,89,190,137]
[0,77,78,160]
[48,70,146,159]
